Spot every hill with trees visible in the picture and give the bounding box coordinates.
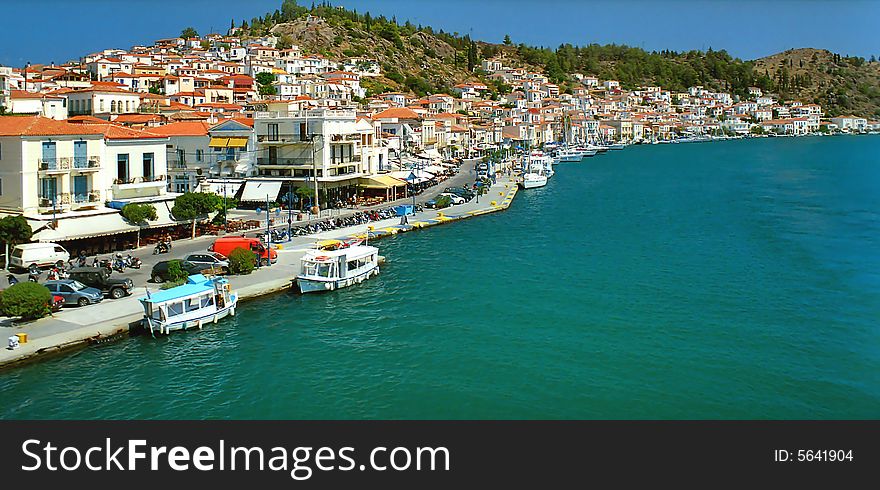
[235,1,879,117]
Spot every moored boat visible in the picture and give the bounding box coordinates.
[140,274,237,336]
[296,244,380,293]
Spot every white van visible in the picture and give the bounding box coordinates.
[9,243,70,271]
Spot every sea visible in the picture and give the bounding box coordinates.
[1,135,878,419]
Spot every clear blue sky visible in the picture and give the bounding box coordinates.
[2,0,877,67]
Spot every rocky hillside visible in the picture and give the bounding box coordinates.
[753,48,880,117]
[269,16,478,97]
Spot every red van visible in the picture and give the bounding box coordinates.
[209,236,278,265]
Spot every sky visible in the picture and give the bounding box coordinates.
[2,0,877,67]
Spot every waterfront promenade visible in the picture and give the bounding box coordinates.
[0,175,519,369]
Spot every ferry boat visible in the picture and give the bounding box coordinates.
[296,244,380,293]
[140,274,237,336]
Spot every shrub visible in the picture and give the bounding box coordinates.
[228,247,256,275]
[166,260,189,283]
[0,282,51,320]
[434,195,453,209]
[161,278,186,290]
[121,203,157,224]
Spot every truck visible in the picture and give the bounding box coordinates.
[67,267,134,300]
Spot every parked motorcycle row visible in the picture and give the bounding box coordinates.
[261,207,417,242]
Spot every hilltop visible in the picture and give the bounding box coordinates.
[753,48,880,117]
[237,1,878,116]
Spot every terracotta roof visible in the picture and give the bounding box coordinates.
[10,90,45,99]
[149,120,211,136]
[372,107,420,120]
[0,116,103,136]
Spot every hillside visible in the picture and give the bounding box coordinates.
[753,48,880,117]
[241,1,879,117]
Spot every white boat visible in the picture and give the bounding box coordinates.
[518,172,549,189]
[140,274,237,336]
[529,151,554,179]
[556,148,582,162]
[574,146,599,157]
[607,143,626,150]
[296,244,380,293]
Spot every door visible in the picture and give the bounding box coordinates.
[40,177,57,205]
[74,141,87,168]
[143,153,154,180]
[41,142,56,169]
[268,147,277,165]
[117,154,129,183]
[73,175,88,203]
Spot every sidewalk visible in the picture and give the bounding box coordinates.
[0,175,519,369]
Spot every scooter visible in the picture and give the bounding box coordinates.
[125,254,142,269]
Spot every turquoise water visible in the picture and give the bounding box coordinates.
[2,136,878,419]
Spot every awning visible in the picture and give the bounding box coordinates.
[33,213,138,242]
[239,180,283,202]
[359,175,406,189]
[389,170,434,184]
[202,179,245,196]
[226,137,248,148]
[209,137,229,147]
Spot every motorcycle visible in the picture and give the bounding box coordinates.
[153,241,170,255]
[96,258,113,274]
[27,270,41,283]
[125,254,142,269]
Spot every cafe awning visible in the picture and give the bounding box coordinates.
[239,180,283,202]
[358,175,406,189]
[33,213,138,242]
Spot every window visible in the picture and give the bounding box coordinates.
[110,100,117,113]
[268,123,279,141]
[185,298,200,312]
[299,122,308,141]
[143,153,154,180]
[200,295,214,308]
[196,149,203,162]
[99,99,104,112]
[117,154,129,182]
[54,246,65,253]
[166,302,184,317]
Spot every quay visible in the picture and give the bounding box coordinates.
[0,178,519,370]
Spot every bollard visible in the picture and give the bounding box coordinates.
[368,225,374,231]
[499,191,503,196]
[491,201,497,206]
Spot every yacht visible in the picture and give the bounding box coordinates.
[517,151,551,188]
[296,244,380,293]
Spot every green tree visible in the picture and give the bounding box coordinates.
[228,247,256,275]
[276,34,294,50]
[0,282,51,320]
[121,203,157,247]
[148,84,163,95]
[0,215,33,270]
[256,72,277,96]
[503,34,512,45]
[172,192,221,238]
[180,27,199,40]
[200,39,211,50]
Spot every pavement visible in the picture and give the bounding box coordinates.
[0,159,520,369]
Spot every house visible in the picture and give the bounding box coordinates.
[66,87,142,118]
[8,90,68,120]
[830,115,868,132]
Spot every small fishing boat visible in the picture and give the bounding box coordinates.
[296,244,380,293]
[140,274,237,336]
[518,172,549,189]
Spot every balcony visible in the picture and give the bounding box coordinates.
[112,175,167,199]
[71,190,102,210]
[39,156,101,173]
[38,193,71,213]
[256,157,315,167]
[257,134,310,144]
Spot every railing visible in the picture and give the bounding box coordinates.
[38,158,70,171]
[256,157,314,166]
[39,193,71,208]
[72,190,101,204]
[254,109,356,119]
[113,175,166,185]
[73,156,100,169]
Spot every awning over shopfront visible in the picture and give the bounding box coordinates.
[239,180,283,202]
[358,175,406,189]
[390,170,434,184]
[32,213,138,242]
[202,179,245,197]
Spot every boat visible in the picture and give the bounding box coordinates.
[296,244,380,293]
[556,148,582,162]
[607,143,626,150]
[574,145,599,157]
[518,172,549,189]
[140,274,237,336]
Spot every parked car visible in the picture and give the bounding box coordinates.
[209,236,278,266]
[184,253,230,273]
[150,260,205,284]
[43,280,103,307]
[444,187,475,200]
[476,163,489,172]
[439,193,466,205]
[67,267,134,300]
[9,243,70,272]
[425,196,450,209]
